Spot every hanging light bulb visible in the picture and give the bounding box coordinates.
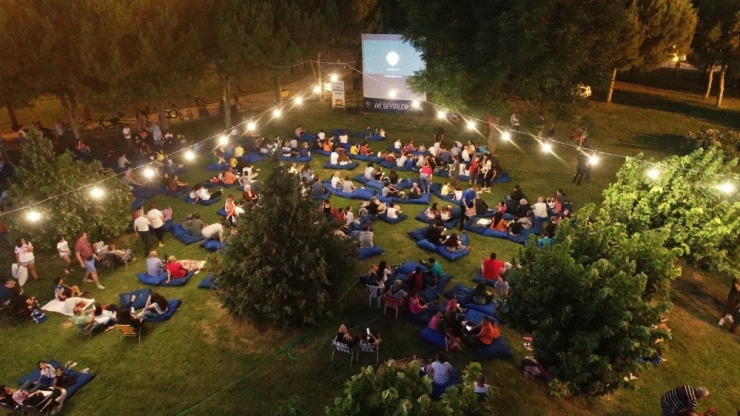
[717,182,736,194]
[466,120,476,130]
[143,167,155,178]
[542,142,552,153]
[273,108,282,118]
[411,100,420,109]
[501,131,511,141]
[330,74,338,82]
[437,110,447,119]
[294,96,303,105]
[313,85,321,94]
[184,150,195,161]
[247,121,256,131]
[90,187,104,199]
[588,154,599,165]
[646,168,660,180]
[26,210,41,222]
[219,135,229,145]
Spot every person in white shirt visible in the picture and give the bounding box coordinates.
[201,223,224,243]
[428,145,439,157]
[397,154,408,168]
[57,235,73,274]
[344,206,354,226]
[461,147,471,162]
[341,177,356,193]
[288,163,299,175]
[339,132,349,144]
[394,139,402,149]
[364,164,377,180]
[289,138,298,149]
[189,184,223,202]
[15,238,39,281]
[532,197,548,218]
[379,128,386,138]
[386,202,402,219]
[317,129,326,141]
[330,172,342,189]
[330,150,339,165]
[146,203,166,247]
[429,353,453,385]
[133,210,152,255]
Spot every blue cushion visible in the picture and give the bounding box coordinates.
[351,154,385,163]
[379,160,397,169]
[175,232,204,245]
[217,208,227,217]
[315,149,332,156]
[119,288,152,309]
[352,174,370,185]
[202,240,226,251]
[416,239,438,252]
[161,219,174,232]
[396,261,427,276]
[351,188,375,200]
[206,163,229,171]
[132,186,158,199]
[406,308,436,326]
[242,153,263,163]
[508,233,530,244]
[418,274,453,303]
[333,190,354,199]
[472,272,497,288]
[281,155,312,162]
[483,228,509,238]
[145,299,181,322]
[467,301,498,317]
[364,180,385,190]
[359,246,384,260]
[378,213,407,224]
[367,134,385,141]
[493,171,511,183]
[437,246,469,261]
[444,283,475,307]
[476,336,513,360]
[464,308,498,325]
[161,270,196,287]
[414,209,460,229]
[137,272,169,286]
[159,187,189,198]
[399,192,431,204]
[464,218,489,235]
[170,223,188,237]
[324,162,359,170]
[420,327,446,347]
[18,360,95,400]
[407,227,428,242]
[333,129,349,136]
[183,195,222,206]
[198,275,217,289]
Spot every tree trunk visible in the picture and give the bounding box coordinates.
[157,99,169,131]
[704,67,714,99]
[275,74,283,106]
[716,66,726,108]
[57,93,80,140]
[317,51,324,102]
[606,68,617,103]
[222,78,232,129]
[675,58,681,78]
[5,103,19,131]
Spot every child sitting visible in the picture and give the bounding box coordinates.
[445,328,463,352]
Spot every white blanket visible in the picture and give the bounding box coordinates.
[41,297,95,316]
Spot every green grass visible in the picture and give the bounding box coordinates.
[2,73,740,415]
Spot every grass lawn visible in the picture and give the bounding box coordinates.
[2,72,740,415]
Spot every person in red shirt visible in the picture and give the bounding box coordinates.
[481,252,505,280]
[165,255,196,283]
[408,266,425,292]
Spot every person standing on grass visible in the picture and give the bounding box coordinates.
[74,232,104,290]
[660,386,709,416]
[56,236,74,275]
[15,239,39,282]
[146,203,166,248]
[572,152,589,186]
[133,208,152,255]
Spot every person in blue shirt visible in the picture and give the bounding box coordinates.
[537,231,554,247]
[459,186,478,230]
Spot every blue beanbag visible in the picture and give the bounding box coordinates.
[202,239,226,251]
[175,232,204,245]
[472,272,497,288]
[420,327,446,348]
[351,154,385,163]
[476,336,513,360]
[378,213,407,224]
[161,270,196,287]
[119,289,152,309]
[217,208,227,217]
[324,162,359,170]
[464,308,498,325]
[464,218,490,235]
[351,188,376,200]
[396,261,427,276]
[359,246,384,260]
[483,228,509,238]
[493,171,511,183]
[352,174,370,184]
[170,223,188,237]
[400,192,431,204]
[414,210,460,229]
[17,360,94,400]
[137,272,169,286]
[207,163,229,171]
[183,195,222,206]
[416,239,438,252]
[467,301,498,317]
[364,180,385,190]
[242,153,263,163]
[444,283,475,307]
[379,160,397,170]
[419,274,454,303]
[159,187,189,198]
[368,134,385,141]
[407,227,428,242]
[333,190,353,199]
[198,276,217,289]
[508,233,531,245]
[145,299,181,322]
[281,155,313,163]
[315,149,332,156]
[436,246,469,261]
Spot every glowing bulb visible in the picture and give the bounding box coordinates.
[501,131,511,141]
[219,135,229,145]
[466,120,476,130]
[313,85,321,94]
[388,89,397,98]
[330,74,338,82]
[437,110,447,119]
[411,100,420,109]
[26,210,41,222]
[90,187,104,199]
[647,168,660,180]
[588,155,599,165]
[184,150,195,161]
[247,122,256,131]
[143,168,155,178]
[273,108,282,118]
[717,182,736,194]
[295,96,303,105]
[542,143,552,153]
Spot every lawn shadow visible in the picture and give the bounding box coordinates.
[611,133,686,154]
[612,89,740,130]
[671,272,725,325]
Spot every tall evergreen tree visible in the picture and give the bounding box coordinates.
[212,155,357,327]
[5,129,132,250]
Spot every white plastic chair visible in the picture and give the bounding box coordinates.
[367,285,383,308]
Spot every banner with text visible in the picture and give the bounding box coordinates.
[331,81,345,109]
[364,98,423,114]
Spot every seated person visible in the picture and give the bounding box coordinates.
[322,139,332,152]
[440,181,452,196]
[452,187,463,201]
[221,169,237,186]
[70,306,94,330]
[388,169,399,185]
[359,330,382,348]
[422,257,444,287]
[165,255,195,283]
[396,153,408,168]
[364,162,381,181]
[7,385,66,414]
[52,366,77,390]
[474,194,489,215]
[381,182,401,198]
[359,141,372,155]
[394,139,402,149]
[334,323,357,347]
[183,213,205,236]
[517,210,536,230]
[552,209,571,225]
[338,131,349,144]
[494,276,510,298]
[168,175,188,192]
[298,142,311,157]
[424,222,445,246]
[189,184,222,202]
[445,327,463,352]
[349,143,359,155]
[365,197,386,215]
[440,205,455,222]
[408,183,422,199]
[310,177,327,199]
[466,315,500,347]
[329,148,339,165]
[472,282,494,305]
[445,293,464,315]
[92,303,117,331]
[320,199,335,218]
[385,202,402,220]
[137,292,169,321]
[508,221,523,236]
[407,266,426,292]
[425,203,441,221]
[53,278,81,301]
[358,225,374,249]
[443,233,469,252]
[17,361,56,394]
[102,244,135,264]
[388,280,407,301]
[337,149,351,165]
[490,211,508,232]
[428,353,453,385]
[504,196,518,215]
[146,251,166,277]
[538,231,554,247]
[242,185,259,205]
[428,310,444,331]
[408,291,431,315]
[341,176,356,193]
[516,198,531,218]
[330,172,342,189]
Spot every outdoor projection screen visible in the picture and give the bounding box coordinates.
[362,34,426,112]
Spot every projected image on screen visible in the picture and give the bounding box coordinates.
[362,34,426,102]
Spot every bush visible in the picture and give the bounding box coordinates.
[601,147,740,276]
[5,128,132,250]
[325,361,495,416]
[687,128,740,159]
[211,154,357,328]
[504,205,680,396]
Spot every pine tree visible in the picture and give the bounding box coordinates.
[5,129,132,250]
[212,154,357,327]
[504,205,680,396]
